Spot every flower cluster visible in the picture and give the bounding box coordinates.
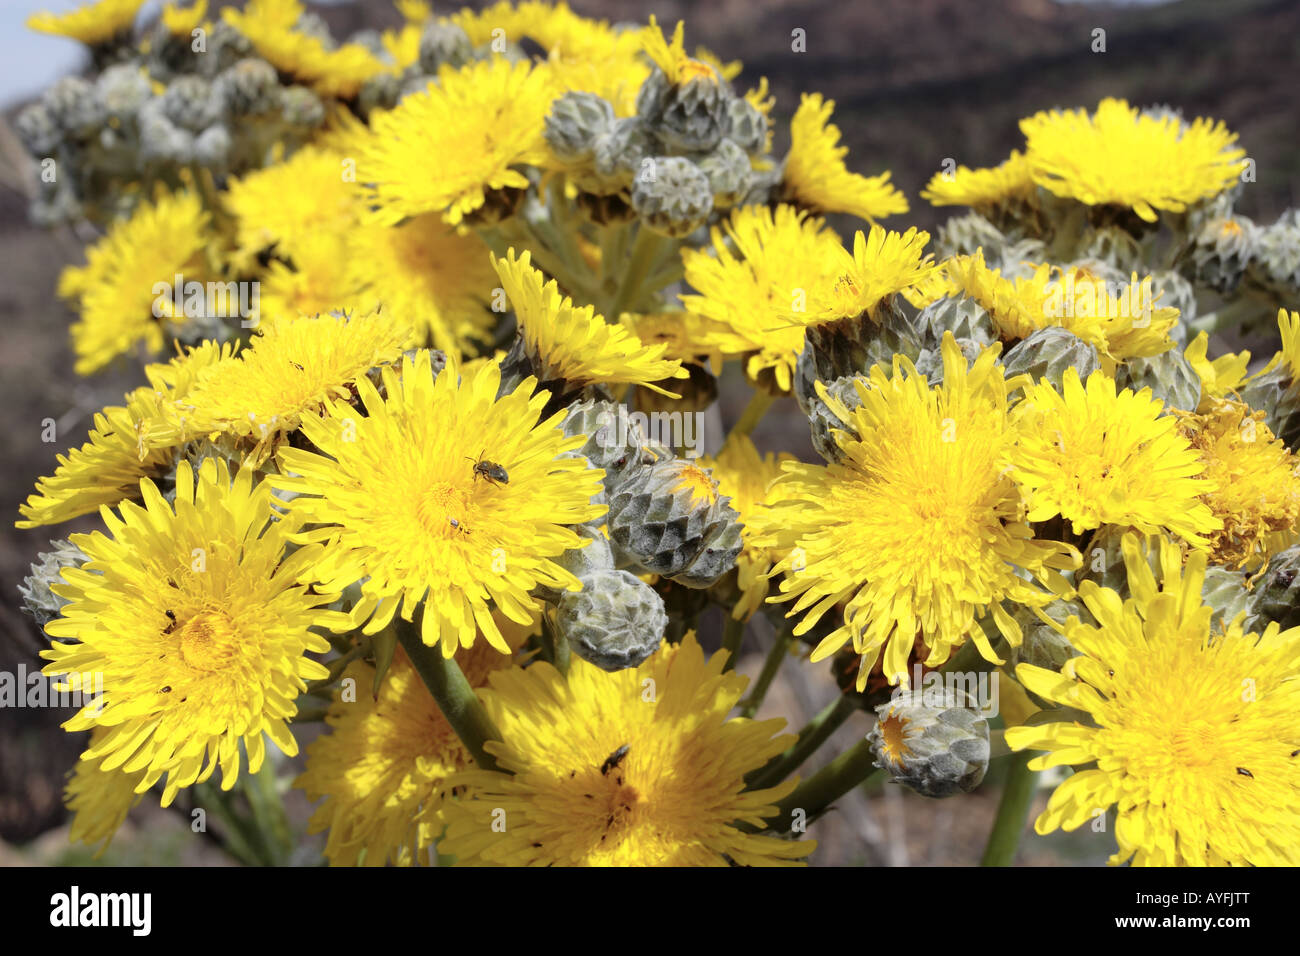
[14,1,1300,869]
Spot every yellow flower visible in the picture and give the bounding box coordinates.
[296,639,512,867]
[1281,309,1300,380]
[222,0,385,99]
[1010,368,1221,546]
[681,204,842,392]
[811,226,936,324]
[763,335,1078,688]
[357,59,555,226]
[60,189,212,375]
[42,460,344,806]
[493,248,686,392]
[17,342,232,528]
[224,146,362,264]
[921,151,1036,209]
[65,732,148,857]
[946,252,1178,365]
[28,0,143,45]
[1008,533,1300,866]
[642,16,719,85]
[438,634,813,866]
[1183,332,1279,405]
[782,93,908,223]
[257,234,368,321]
[176,311,409,464]
[160,1,207,36]
[348,215,499,356]
[1021,97,1247,222]
[1176,399,1300,570]
[698,436,795,620]
[273,353,605,657]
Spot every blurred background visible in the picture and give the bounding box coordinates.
[1,0,1297,865]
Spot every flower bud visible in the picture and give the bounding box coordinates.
[555,568,667,671]
[1002,327,1101,392]
[546,92,616,163]
[1118,347,1202,413]
[868,688,990,797]
[1185,215,1258,295]
[695,137,750,208]
[1246,544,1300,632]
[630,155,713,237]
[19,539,87,629]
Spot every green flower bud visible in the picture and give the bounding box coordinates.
[1147,269,1198,331]
[546,91,616,163]
[1245,544,1300,632]
[560,399,652,499]
[357,71,402,117]
[138,100,194,163]
[556,568,667,671]
[1238,366,1300,451]
[915,295,997,350]
[637,64,729,153]
[1002,327,1101,391]
[802,298,923,386]
[724,97,767,155]
[97,64,152,121]
[14,103,59,156]
[1118,347,1202,413]
[914,337,984,386]
[1184,215,1258,295]
[1247,210,1300,298]
[1076,225,1145,274]
[194,123,232,169]
[1008,600,1081,707]
[593,117,652,185]
[630,155,713,237]
[216,58,280,117]
[418,20,472,73]
[670,508,744,589]
[43,76,104,138]
[934,212,1007,259]
[695,137,750,208]
[201,21,256,77]
[279,85,325,128]
[868,688,990,797]
[163,75,222,132]
[19,539,87,629]
[1201,565,1251,630]
[807,375,864,464]
[606,457,742,582]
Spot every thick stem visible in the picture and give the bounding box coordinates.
[605,224,670,318]
[980,751,1038,866]
[396,618,506,773]
[749,738,881,834]
[738,620,795,719]
[745,693,858,792]
[721,614,746,671]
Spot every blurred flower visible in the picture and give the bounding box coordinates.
[28,0,144,46]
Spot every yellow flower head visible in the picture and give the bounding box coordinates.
[1183,332,1279,405]
[297,639,513,867]
[1281,309,1300,381]
[176,311,409,464]
[782,93,909,223]
[225,146,362,264]
[17,341,233,528]
[42,460,343,806]
[258,233,368,321]
[681,204,842,392]
[493,249,687,393]
[61,189,212,375]
[946,252,1178,364]
[812,226,936,324]
[348,214,499,357]
[438,633,813,866]
[698,436,796,620]
[222,0,385,99]
[160,1,207,36]
[921,151,1036,209]
[764,335,1078,688]
[1010,368,1221,545]
[642,16,720,86]
[1176,399,1300,570]
[274,353,606,657]
[1008,533,1300,866]
[28,0,143,45]
[357,59,555,226]
[65,731,147,857]
[1021,97,1248,222]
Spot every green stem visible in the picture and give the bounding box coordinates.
[396,617,507,773]
[722,390,775,452]
[605,224,670,318]
[242,761,292,864]
[749,738,881,834]
[745,693,858,792]
[738,620,795,719]
[195,781,272,867]
[980,751,1038,866]
[721,614,746,671]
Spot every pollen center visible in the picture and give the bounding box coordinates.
[177,610,239,672]
[416,480,471,537]
[879,712,911,764]
[673,464,718,506]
